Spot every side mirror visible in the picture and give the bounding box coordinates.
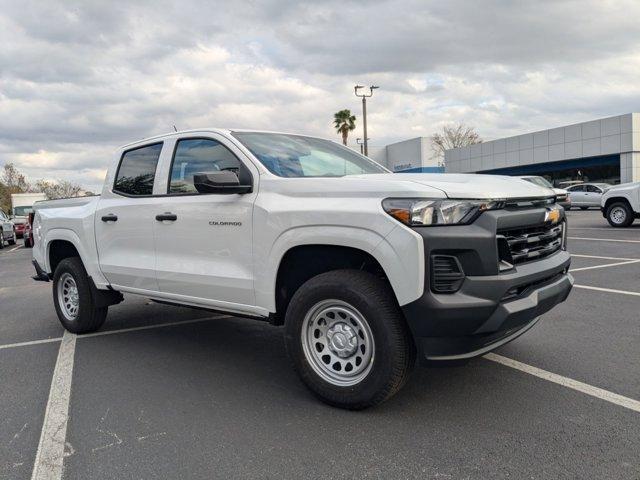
[193,171,253,195]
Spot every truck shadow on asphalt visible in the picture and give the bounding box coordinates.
[82,312,548,415]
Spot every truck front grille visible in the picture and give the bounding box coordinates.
[498,221,564,265]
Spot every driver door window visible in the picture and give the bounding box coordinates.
[169,138,242,194]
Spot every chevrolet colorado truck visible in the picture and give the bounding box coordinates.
[32,129,573,409]
[601,181,640,227]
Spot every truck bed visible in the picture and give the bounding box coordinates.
[33,195,100,211]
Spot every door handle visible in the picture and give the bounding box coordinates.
[101,214,118,222]
[156,213,178,222]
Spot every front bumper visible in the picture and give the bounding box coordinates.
[401,207,573,362]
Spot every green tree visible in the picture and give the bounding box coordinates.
[333,109,356,146]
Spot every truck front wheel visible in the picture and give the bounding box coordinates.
[52,257,107,333]
[284,270,415,409]
[606,202,634,228]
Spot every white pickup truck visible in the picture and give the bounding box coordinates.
[600,181,640,227]
[32,129,573,409]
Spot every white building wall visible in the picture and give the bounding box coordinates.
[347,144,388,167]
[350,137,439,171]
[445,113,640,183]
[366,146,388,168]
[386,138,423,172]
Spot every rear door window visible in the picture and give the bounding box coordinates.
[114,143,163,196]
[586,185,602,193]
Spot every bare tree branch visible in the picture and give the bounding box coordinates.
[431,123,482,167]
[35,179,83,200]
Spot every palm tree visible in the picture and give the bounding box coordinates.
[333,109,356,146]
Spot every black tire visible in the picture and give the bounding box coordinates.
[580,207,588,210]
[0,230,4,249]
[606,202,634,228]
[7,233,16,245]
[52,257,108,333]
[284,270,415,410]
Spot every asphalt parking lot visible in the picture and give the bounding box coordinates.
[1,209,639,480]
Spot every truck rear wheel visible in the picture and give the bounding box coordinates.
[606,202,634,228]
[52,257,107,333]
[284,270,415,409]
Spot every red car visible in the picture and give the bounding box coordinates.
[14,221,26,238]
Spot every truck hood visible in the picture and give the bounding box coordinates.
[604,181,639,194]
[350,173,554,199]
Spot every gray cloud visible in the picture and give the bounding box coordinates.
[1,0,640,191]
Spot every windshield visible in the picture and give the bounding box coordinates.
[13,206,33,216]
[232,132,388,178]
[523,176,553,189]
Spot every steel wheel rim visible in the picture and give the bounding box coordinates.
[57,273,79,321]
[301,299,375,387]
[611,207,626,224]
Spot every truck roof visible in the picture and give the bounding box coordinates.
[119,128,330,149]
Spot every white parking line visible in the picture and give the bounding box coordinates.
[8,245,21,252]
[485,353,640,413]
[24,314,229,479]
[569,259,640,272]
[574,284,640,297]
[0,337,62,351]
[571,254,640,261]
[31,331,76,480]
[571,227,640,231]
[569,236,640,244]
[570,227,612,230]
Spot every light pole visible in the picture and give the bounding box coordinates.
[356,137,370,155]
[354,85,379,157]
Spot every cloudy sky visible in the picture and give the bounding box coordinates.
[2,0,640,191]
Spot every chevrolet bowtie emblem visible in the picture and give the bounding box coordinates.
[545,208,561,224]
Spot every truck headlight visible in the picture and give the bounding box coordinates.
[382,198,503,226]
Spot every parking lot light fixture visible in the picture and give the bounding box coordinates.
[354,85,379,157]
[356,137,370,155]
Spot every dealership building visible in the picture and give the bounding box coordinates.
[353,137,444,173]
[444,113,640,185]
